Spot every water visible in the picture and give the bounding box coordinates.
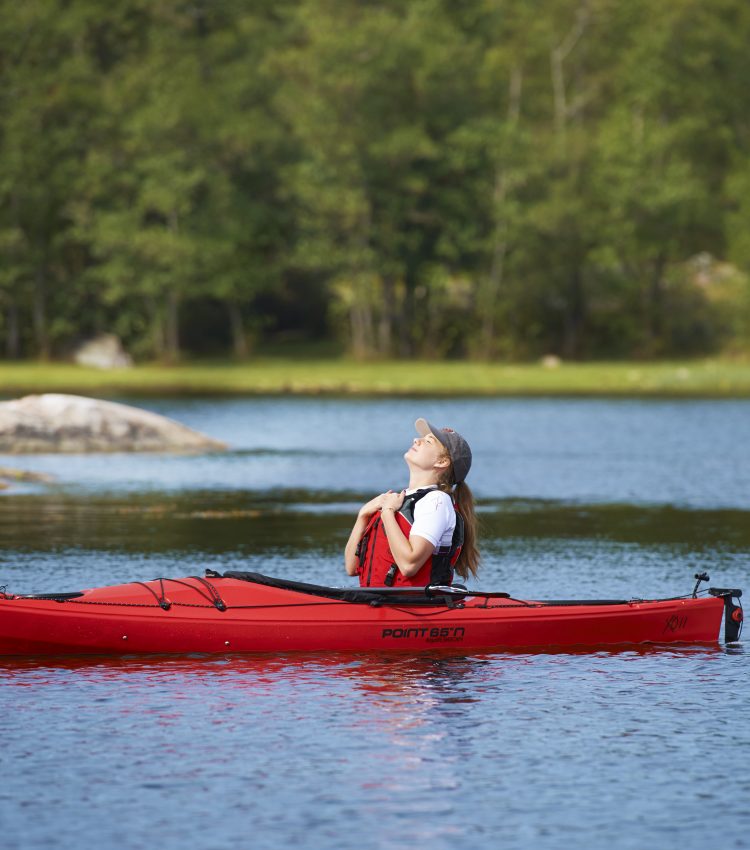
[1,397,749,849]
[8,397,750,507]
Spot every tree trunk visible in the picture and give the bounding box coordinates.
[562,270,585,359]
[378,276,396,357]
[398,278,416,358]
[350,302,372,359]
[164,210,183,363]
[550,5,589,156]
[361,296,374,356]
[165,289,180,363]
[34,267,50,360]
[347,198,376,359]
[392,281,408,359]
[480,218,508,357]
[643,255,667,355]
[228,299,249,359]
[350,278,376,359]
[479,67,522,359]
[6,300,20,359]
[148,296,165,360]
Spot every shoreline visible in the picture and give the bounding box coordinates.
[0,358,749,399]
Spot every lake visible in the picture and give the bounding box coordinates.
[1,397,748,849]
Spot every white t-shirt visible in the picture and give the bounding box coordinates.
[407,487,456,551]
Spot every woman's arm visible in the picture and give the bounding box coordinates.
[379,492,435,577]
[344,514,369,576]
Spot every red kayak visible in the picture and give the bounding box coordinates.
[0,571,742,657]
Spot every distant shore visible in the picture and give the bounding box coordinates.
[1,358,749,398]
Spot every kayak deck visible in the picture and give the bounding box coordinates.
[0,571,742,657]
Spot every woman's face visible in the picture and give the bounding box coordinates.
[404,432,450,475]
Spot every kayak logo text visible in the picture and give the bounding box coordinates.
[381,626,465,643]
[663,615,688,634]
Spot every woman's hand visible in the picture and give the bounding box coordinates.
[357,489,405,520]
[357,492,390,520]
[381,490,405,513]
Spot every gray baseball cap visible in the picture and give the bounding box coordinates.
[414,418,472,484]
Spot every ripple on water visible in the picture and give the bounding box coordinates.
[1,648,748,850]
[1,397,749,849]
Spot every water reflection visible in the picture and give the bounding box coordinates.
[3,491,750,554]
[2,646,747,850]
[0,643,724,678]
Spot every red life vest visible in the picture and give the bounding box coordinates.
[355,488,464,587]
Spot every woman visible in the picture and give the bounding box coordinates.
[345,418,479,587]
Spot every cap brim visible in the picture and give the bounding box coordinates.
[414,418,448,450]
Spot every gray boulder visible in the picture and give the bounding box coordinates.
[74,334,133,369]
[0,394,227,453]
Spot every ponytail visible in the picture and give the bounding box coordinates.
[436,461,480,580]
[452,480,480,580]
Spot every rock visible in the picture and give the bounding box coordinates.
[74,334,133,369]
[0,466,55,483]
[0,465,55,491]
[0,394,227,453]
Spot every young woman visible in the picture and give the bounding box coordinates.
[344,418,479,587]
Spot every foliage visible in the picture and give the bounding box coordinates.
[1,0,749,361]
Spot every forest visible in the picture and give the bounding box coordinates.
[1,0,750,362]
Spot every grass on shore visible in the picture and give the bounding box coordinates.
[1,358,750,398]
